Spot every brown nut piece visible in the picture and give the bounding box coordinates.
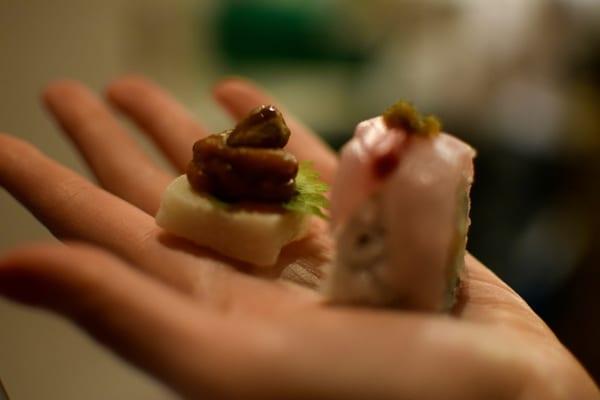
[193,133,298,183]
[187,105,299,203]
[226,105,291,148]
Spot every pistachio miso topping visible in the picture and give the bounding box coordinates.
[186,105,299,202]
[227,105,291,148]
[382,100,441,137]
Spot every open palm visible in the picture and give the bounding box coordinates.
[0,77,597,399]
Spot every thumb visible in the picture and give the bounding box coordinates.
[0,242,227,398]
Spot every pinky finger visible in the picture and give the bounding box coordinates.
[213,77,338,183]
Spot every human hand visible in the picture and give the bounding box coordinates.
[0,77,598,399]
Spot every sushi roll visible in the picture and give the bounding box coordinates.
[325,102,475,311]
[156,105,328,267]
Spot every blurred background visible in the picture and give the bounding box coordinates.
[1,0,599,397]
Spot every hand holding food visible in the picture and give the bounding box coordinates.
[0,77,597,400]
[157,98,475,313]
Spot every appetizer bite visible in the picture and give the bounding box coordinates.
[156,105,328,267]
[325,102,475,311]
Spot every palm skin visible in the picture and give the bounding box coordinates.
[0,77,597,399]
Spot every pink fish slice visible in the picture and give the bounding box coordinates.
[325,115,475,312]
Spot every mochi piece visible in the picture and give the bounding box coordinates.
[156,175,310,266]
[325,117,475,311]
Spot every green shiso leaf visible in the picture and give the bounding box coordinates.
[283,161,330,219]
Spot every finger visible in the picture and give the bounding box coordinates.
[0,134,233,294]
[267,309,529,400]
[43,80,173,215]
[0,134,153,243]
[212,77,338,183]
[106,75,207,172]
[0,242,229,398]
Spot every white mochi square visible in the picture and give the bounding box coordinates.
[156,175,310,266]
